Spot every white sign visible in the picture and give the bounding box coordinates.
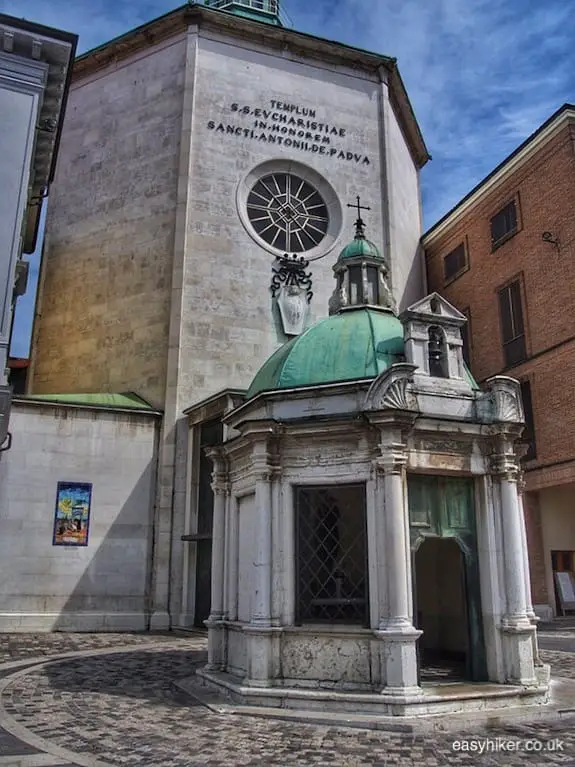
[554,571,575,613]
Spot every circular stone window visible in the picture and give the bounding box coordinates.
[247,173,328,253]
[238,161,342,261]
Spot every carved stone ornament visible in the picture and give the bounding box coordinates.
[364,363,419,411]
[484,376,524,424]
[495,391,521,422]
[271,254,313,336]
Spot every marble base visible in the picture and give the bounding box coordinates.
[195,666,549,718]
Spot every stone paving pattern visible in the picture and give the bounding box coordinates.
[0,632,178,665]
[1,632,574,766]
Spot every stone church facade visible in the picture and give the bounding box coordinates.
[22,1,429,632]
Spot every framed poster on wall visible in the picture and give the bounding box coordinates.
[52,482,92,547]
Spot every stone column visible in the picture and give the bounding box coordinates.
[374,446,421,696]
[281,481,296,626]
[517,475,541,666]
[251,468,273,626]
[205,448,227,671]
[226,496,239,622]
[495,454,537,685]
[245,443,275,687]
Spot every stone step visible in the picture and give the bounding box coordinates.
[173,674,575,734]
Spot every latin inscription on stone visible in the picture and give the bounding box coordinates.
[207,99,371,165]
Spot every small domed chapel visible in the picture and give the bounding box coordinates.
[0,0,548,717]
[198,211,548,714]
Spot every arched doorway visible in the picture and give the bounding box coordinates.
[408,474,487,682]
[414,537,468,681]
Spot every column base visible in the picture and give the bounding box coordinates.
[501,615,535,632]
[205,618,227,671]
[375,625,422,693]
[500,619,538,686]
[526,612,543,666]
[243,625,279,688]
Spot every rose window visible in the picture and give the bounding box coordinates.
[246,173,329,253]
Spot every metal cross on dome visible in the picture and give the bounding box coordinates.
[347,196,370,238]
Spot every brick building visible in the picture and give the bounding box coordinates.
[423,103,575,620]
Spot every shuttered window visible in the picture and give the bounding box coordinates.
[443,242,467,282]
[491,200,517,249]
[498,280,526,366]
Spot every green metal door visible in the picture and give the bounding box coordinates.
[408,474,487,682]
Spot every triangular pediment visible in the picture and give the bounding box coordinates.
[403,292,466,323]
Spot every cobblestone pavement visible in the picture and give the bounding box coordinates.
[0,633,574,766]
[0,632,179,665]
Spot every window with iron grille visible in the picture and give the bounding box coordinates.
[491,200,518,249]
[443,242,467,283]
[498,279,526,366]
[295,484,368,625]
[520,379,537,461]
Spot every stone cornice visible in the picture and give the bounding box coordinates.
[183,387,246,425]
[71,3,429,169]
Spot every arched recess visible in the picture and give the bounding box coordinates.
[408,474,487,682]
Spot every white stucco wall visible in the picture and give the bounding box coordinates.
[0,402,159,631]
[540,483,575,614]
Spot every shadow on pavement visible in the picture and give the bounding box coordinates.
[41,647,208,708]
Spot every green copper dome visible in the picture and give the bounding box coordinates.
[338,237,382,261]
[247,308,405,398]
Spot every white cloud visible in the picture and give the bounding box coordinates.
[288,0,574,223]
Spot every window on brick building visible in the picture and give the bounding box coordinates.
[443,242,467,283]
[491,200,517,250]
[498,280,526,366]
[520,379,536,461]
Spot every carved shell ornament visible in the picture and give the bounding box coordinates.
[380,378,413,410]
[493,390,521,422]
[364,363,418,411]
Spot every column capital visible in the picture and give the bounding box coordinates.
[211,480,231,496]
[374,444,408,475]
[253,466,274,483]
[490,453,520,482]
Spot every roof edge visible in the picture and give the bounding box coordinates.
[0,13,77,46]
[422,103,575,245]
[14,391,162,415]
[13,397,163,416]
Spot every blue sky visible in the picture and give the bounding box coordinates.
[3,0,574,356]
